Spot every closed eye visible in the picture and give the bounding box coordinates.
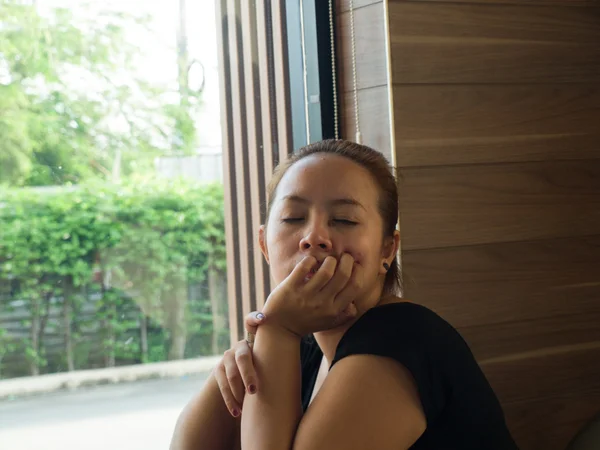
[281,218,358,226]
[333,219,358,226]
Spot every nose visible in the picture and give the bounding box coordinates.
[299,221,332,252]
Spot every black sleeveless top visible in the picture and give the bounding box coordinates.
[299,302,520,450]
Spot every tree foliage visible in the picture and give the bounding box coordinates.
[0,0,202,187]
[0,180,227,378]
[0,0,220,379]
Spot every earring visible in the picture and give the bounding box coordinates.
[383,262,390,271]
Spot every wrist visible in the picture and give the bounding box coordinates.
[258,322,302,341]
[261,303,304,339]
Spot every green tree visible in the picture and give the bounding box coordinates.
[0,328,17,378]
[0,0,202,187]
[0,0,218,378]
[0,180,226,376]
[107,179,226,360]
[0,186,121,374]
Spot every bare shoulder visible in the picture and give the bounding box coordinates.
[292,353,426,450]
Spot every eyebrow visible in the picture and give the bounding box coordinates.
[282,195,367,211]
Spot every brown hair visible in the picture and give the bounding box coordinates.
[265,139,402,296]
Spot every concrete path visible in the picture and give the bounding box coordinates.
[0,374,210,450]
[0,356,220,400]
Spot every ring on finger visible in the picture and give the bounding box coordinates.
[245,331,255,347]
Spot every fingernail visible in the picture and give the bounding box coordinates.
[248,384,257,394]
[256,312,265,321]
[232,408,240,417]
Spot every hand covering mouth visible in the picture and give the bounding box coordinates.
[309,260,324,274]
[303,259,325,281]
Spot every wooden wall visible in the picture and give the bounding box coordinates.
[215,0,293,343]
[337,0,600,448]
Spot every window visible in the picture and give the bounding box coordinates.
[0,0,337,448]
[1,0,229,448]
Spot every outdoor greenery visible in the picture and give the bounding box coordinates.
[0,0,201,187]
[0,180,228,378]
[0,0,226,379]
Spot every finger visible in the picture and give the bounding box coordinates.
[223,350,246,404]
[235,342,258,394]
[307,255,338,291]
[321,253,354,296]
[334,260,363,311]
[286,255,317,285]
[244,311,266,335]
[214,363,241,417]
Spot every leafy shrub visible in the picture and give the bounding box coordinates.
[0,179,228,378]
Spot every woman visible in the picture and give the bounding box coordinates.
[170,140,519,450]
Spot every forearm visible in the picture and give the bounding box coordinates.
[240,324,302,450]
[170,373,240,450]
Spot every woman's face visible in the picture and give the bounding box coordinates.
[259,154,397,313]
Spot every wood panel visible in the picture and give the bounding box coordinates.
[393,84,600,167]
[460,312,600,362]
[398,160,600,250]
[241,0,268,313]
[392,3,600,43]
[481,346,600,404]
[216,0,293,342]
[404,235,600,327]
[271,0,293,162]
[215,0,242,341]
[341,86,392,160]
[220,0,251,340]
[504,392,600,450]
[385,0,600,447]
[388,3,600,84]
[338,2,387,92]
[402,0,599,6]
[256,0,276,188]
